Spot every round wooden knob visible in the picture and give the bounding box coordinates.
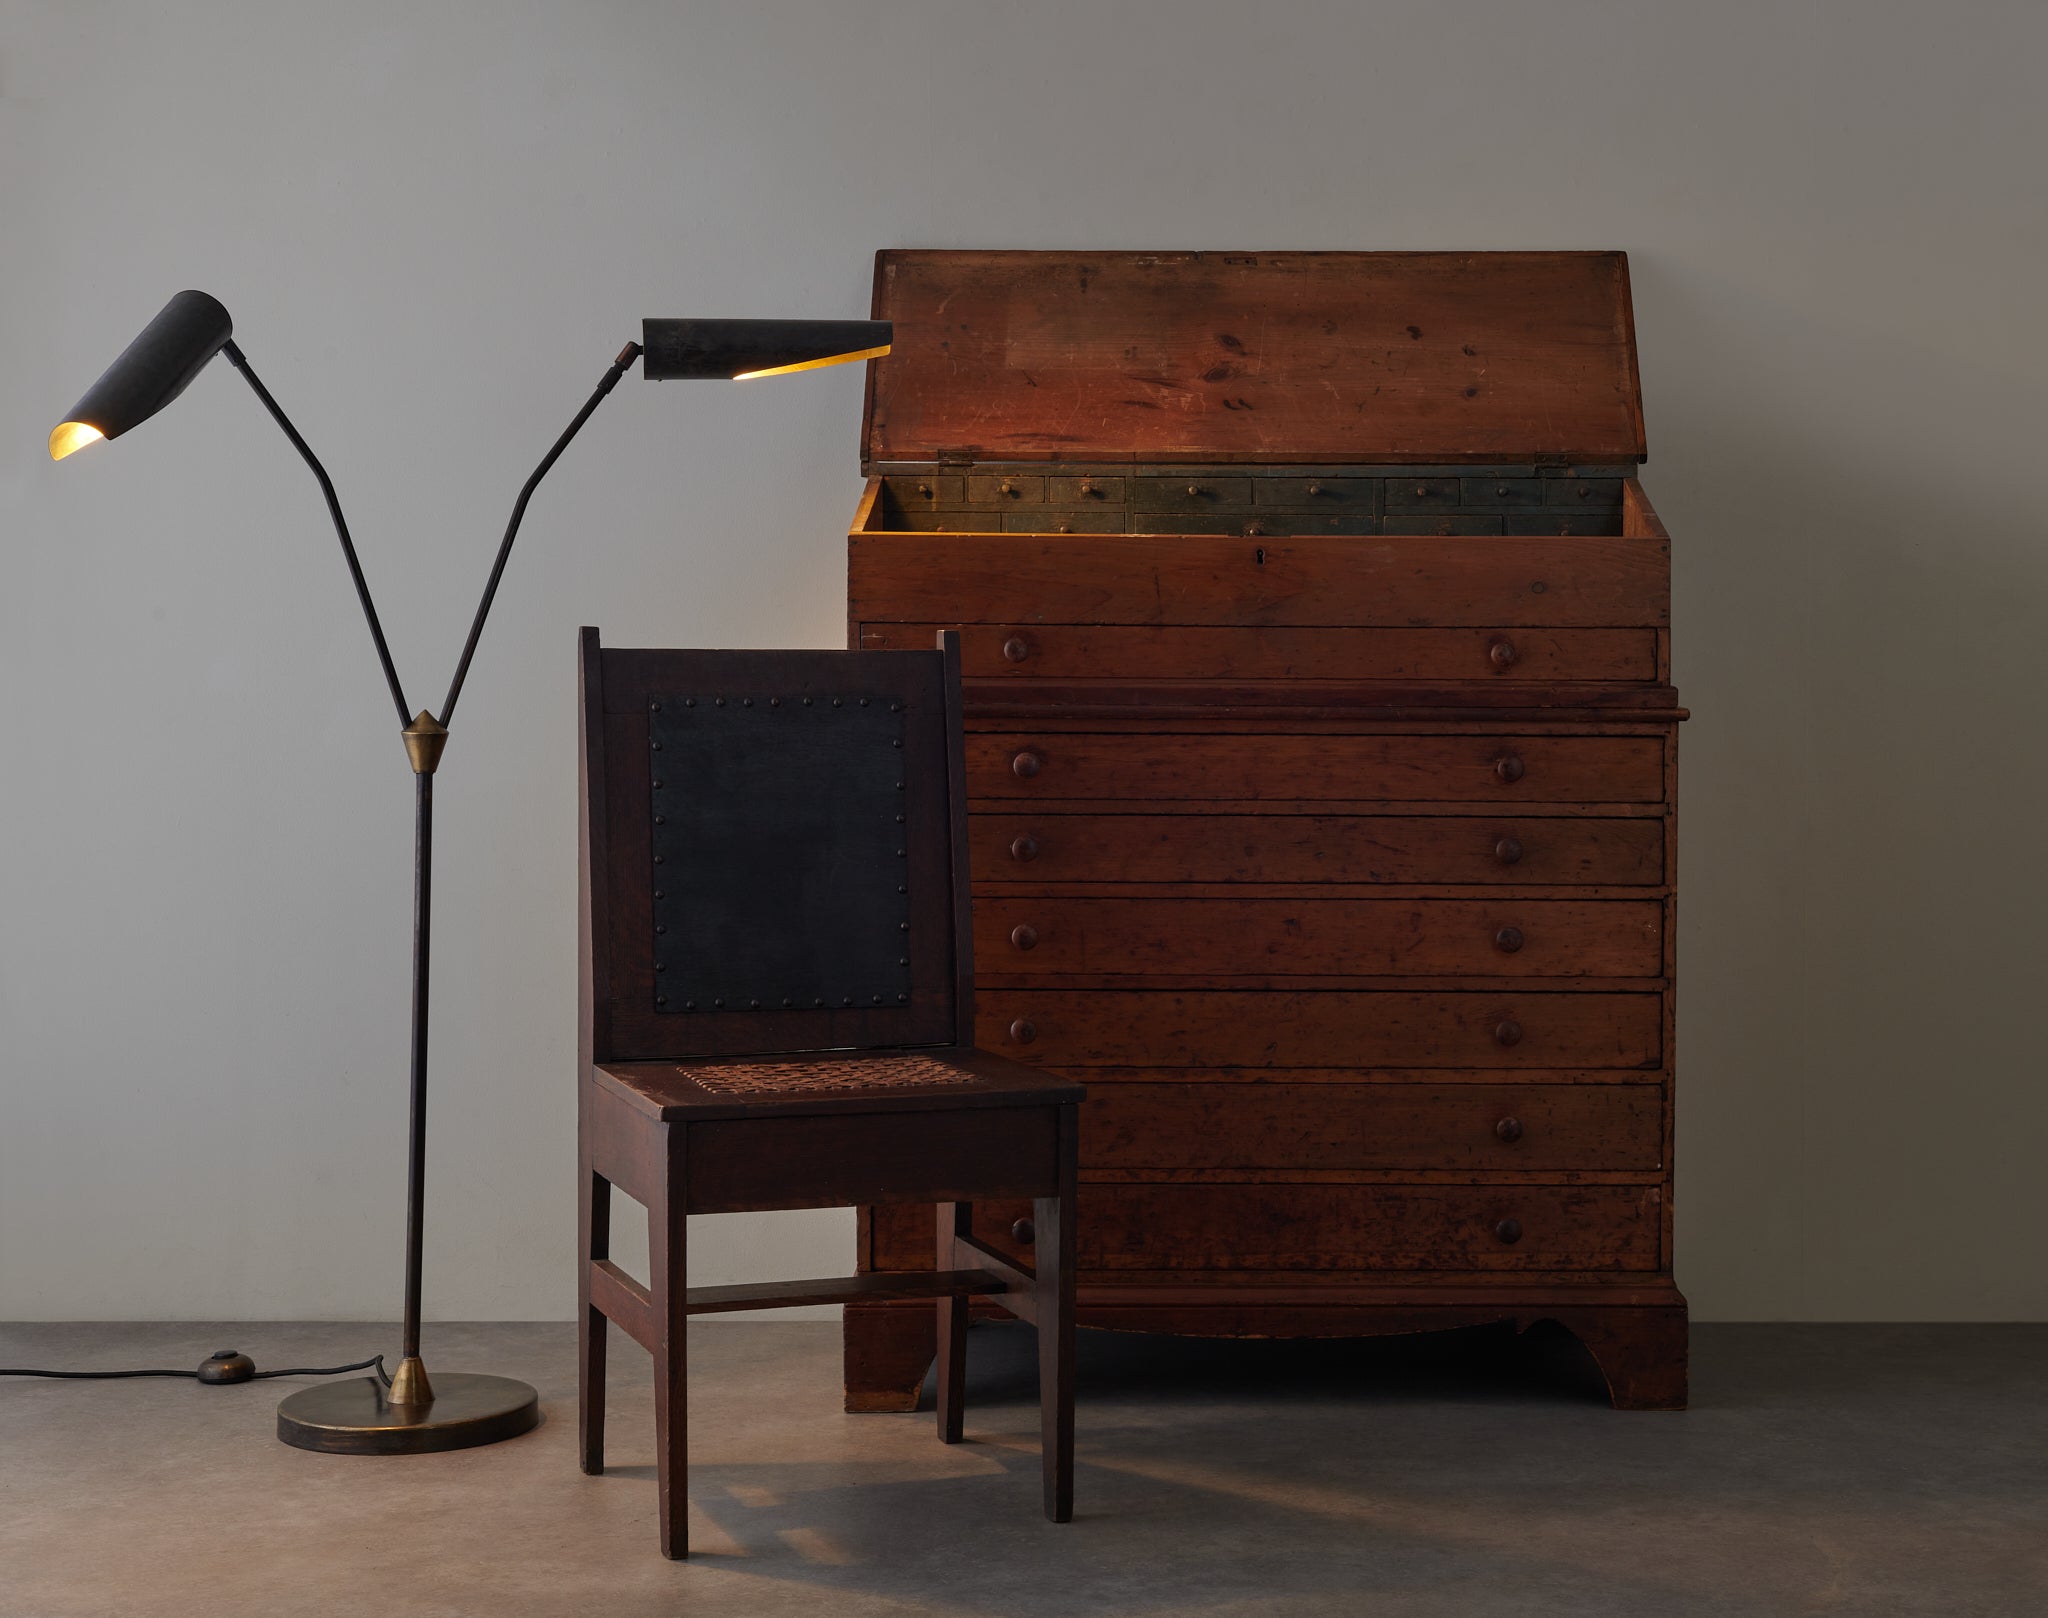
[1078,479,1096,496]
[1493,837,1524,866]
[1494,754,1526,784]
[1245,523,1265,537]
[1055,524,1072,534]
[1002,636,1031,663]
[998,480,1017,496]
[1575,483,1593,499]
[1011,750,1044,779]
[1495,1117,1524,1142]
[1494,1218,1524,1244]
[916,482,933,499]
[1009,924,1039,951]
[1493,1019,1524,1047]
[1187,484,1205,498]
[1414,484,1430,497]
[1306,480,1323,496]
[1008,1019,1037,1045]
[1488,638,1519,669]
[1495,484,1511,497]
[1494,926,1525,954]
[1009,834,1040,862]
[1011,1218,1036,1246]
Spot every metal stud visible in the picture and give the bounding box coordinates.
[656,995,667,1006]
[685,1000,697,1010]
[742,697,752,707]
[803,697,813,706]
[655,924,666,935]
[653,854,665,865]
[892,739,902,749]
[891,701,903,712]
[714,998,725,1008]
[650,741,662,751]
[714,696,725,706]
[871,994,883,1004]
[652,781,663,791]
[899,921,910,930]
[897,885,907,894]
[895,813,905,823]
[654,815,665,824]
[685,698,696,707]
[654,889,665,899]
[649,702,661,713]
[859,697,870,707]
[654,963,666,973]
[769,697,781,707]
[896,848,906,858]
[897,993,908,1003]
[749,999,760,1009]
[832,697,843,707]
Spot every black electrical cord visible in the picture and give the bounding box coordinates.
[1,1354,391,1384]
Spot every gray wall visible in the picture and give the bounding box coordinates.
[4,1,2043,1324]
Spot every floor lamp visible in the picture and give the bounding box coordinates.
[47,292,890,1454]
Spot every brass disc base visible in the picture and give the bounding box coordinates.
[276,1372,539,1455]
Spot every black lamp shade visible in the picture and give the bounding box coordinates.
[640,318,891,381]
[50,290,234,460]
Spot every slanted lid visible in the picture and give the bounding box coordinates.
[863,250,1645,467]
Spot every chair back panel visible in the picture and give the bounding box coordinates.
[581,634,969,1063]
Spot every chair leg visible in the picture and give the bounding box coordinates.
[935,1201,970,1444]
[649,1124,690,1559]
[579,1162,612,1476]
[1036,1103,1078,1523]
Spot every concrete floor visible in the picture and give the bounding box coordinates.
[1,1321,2043,1617]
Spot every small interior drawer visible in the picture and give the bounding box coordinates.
[1133,476,1254,511]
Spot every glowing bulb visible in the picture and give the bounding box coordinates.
[733,344,891,381]
[49,421,106,461]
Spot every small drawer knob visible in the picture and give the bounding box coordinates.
[1008,1018,1037,1045]
[1496,484,1511,497]
[1245,523,1265,537]
[1494,1218,1524,1244]
[1488,638,1519,670]
[1493,836,1524,866]
[1414,484,1430,497]
[1495,1116,1524,1143]
[916,482,933,499]
[1055,523,1072,534]
[1494,754,1526,784]
[1009,923,1039,951]
[1011,750,1044,779]
[1009,834,1040,862]
[1306,480,1323,496]
[1493,1019,1524,1047]
[1575,483,1593,498]
[998,480,1017,496]
[1011,1218,1036,1246]
[1078,478,1096,496]
[1187,484,1205,498]
[1002,635,1031,663]
[1493,926,1525,954]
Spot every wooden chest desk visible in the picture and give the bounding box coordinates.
[843,249,1686,1409]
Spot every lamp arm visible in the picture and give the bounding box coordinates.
[221,340,413,730]
[437,341,643,727]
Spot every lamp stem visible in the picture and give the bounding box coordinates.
[401,767,434,1366]
[439,342,642,726]
[221,341,412,730]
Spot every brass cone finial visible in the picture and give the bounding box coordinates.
[385,1355,435,1407]
[402,711,449,774]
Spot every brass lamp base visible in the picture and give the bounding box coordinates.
[276,1371,539,1455]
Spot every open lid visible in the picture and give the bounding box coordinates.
[863,250,1645,467]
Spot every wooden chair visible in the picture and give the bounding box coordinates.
[576,628,1083,1559]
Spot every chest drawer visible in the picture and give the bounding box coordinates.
[872,1184,1661,1272]
[862,622,1659,683]
[973,812,1666,886]
[969,732,1665,804]
[977,896,1663,978]
[977,989,1663,1069]
[850,533,1668,629]
[1083,1081,1664,1172]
